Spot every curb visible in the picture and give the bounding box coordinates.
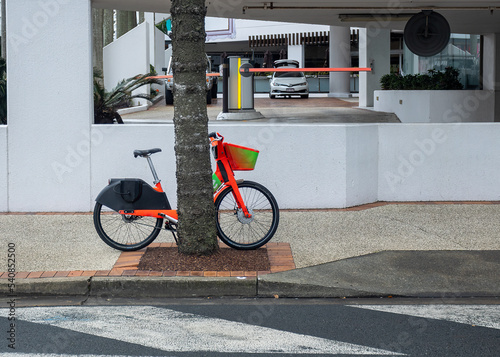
[1,276,256,298]
[90,277,256,298]
[256,280,374,298]
[3,275,500,299]
[0,277,90,297]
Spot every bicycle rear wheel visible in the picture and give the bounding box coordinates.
[93,202,163,251]
[215,181,279,250]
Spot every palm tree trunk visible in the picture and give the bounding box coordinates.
[128,11,137,30]
[171,0,218,255]
[103,9,114,46]
[1,0,6,58]
[92,8,104,73]
[116,10,129,38]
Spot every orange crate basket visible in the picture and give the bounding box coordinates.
[224,143,259,171]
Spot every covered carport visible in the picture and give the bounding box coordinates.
[2,0,500,212]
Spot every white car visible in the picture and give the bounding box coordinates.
[269,60,309,99]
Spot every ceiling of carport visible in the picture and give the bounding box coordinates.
[92,0,500,34]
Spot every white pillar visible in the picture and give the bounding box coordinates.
[145,12,156,69]
[7,0,93,211]
[328,26,351,98]
[483,33,500,122]
[359,28,390,107]
[287,44,303,67]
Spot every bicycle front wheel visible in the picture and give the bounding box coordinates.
[93,202,163,251]
[215,181,279,250]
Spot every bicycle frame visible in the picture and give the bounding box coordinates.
[113,133,251,224]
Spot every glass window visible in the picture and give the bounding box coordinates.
[275,71,305,78]
[403,34,481,89]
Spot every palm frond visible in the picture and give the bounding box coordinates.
[94,69,162,124]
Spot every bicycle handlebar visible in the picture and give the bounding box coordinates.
[209,132,223,141]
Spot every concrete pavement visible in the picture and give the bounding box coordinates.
[121,95,400,124]
[1,202,499,299]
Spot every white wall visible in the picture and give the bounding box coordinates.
[378,124,500,201]
[287,45,303,67]
[206,18,329,43]
[89,124,350,210]
[7,0,93,212]
[0,126,7,211]
[346,125,379,207]
[374,90,495,123]
[4,120,500,211]
[103,21,150,102]
[90,124,177,208]
[153,27,166,96]
[86,122,500,212]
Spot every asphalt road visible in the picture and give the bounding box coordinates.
[2,298,499,356]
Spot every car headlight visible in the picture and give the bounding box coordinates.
[272,81,286,87]
[298,82,307,86]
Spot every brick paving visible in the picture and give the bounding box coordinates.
[2,242,294,279]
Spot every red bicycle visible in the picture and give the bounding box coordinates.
[93,132,279,251]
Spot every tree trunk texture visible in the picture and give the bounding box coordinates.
[128,11,137,30]
[171,0,218,256]
[92,8,104,73]
[1,0,6,58]
[116,10,129,38]
[103,9,114,46]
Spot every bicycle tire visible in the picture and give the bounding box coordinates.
[215,181,279,250]
[93,202,163,251]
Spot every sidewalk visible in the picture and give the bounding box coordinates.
[1,202,500,299]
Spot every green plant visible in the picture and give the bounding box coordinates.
[93,68,162,124]
[380,67,463,90]
[0,58,6,125]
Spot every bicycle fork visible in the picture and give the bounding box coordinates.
[215,159,252,219]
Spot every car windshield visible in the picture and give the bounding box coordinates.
[274,71,305,78]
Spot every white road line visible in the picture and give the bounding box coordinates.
[349,305,500,330]
[2,352,168,357]
[0,355,170,357]
[12,306,404,355]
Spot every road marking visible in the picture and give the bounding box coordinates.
[349,305,500,330]
[1,355,169,357]
[14,306,404,355]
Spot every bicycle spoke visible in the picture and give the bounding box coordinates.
[94,203,162,251]
[216,182,279,249]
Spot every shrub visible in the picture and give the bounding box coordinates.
[380,67,463,90]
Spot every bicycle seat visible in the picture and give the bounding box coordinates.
[133,148,162,158]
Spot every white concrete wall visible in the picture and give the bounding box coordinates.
[287,45,304,67]
[206,18,329,43]
[359,28,390,107]
[4,120,500,211]
[89,124,350,210]
[103,21,150,102]
[7,0,92,212]
[0,126,7,211]
[212,124,349,209]
[378,124,500,201]
[346,125,379,207]
[153,27,165,96]
[374,90,495,123]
